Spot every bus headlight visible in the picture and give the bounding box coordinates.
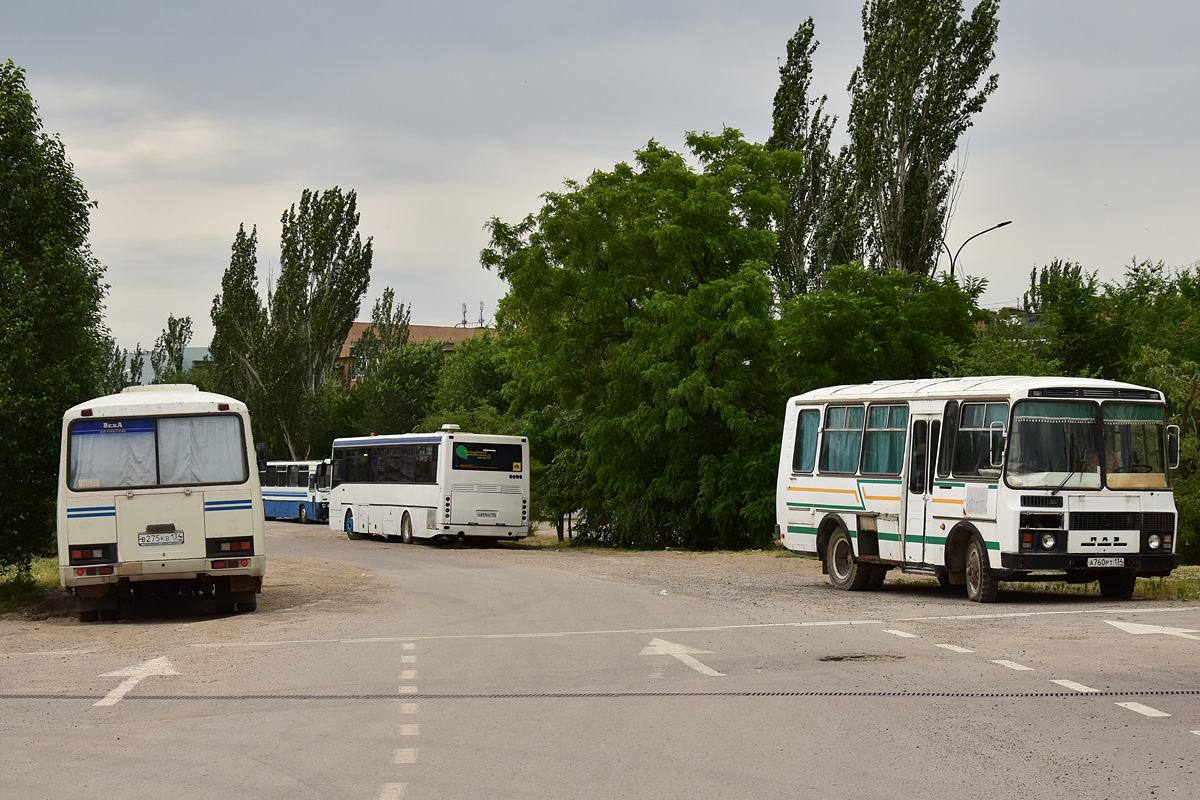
[1040,532,1057,551]
[1148,534,1162,550]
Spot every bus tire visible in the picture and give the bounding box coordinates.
[236,597,258,613]
[965,534,998,603]
[298,505,308,524]
[345,510,365,540]
[827,526,871,591]
[401,513,413,544]
[100,606,121,622]
[866,565,888,591]
[1098,572,1136,600]
[78,609,99,623]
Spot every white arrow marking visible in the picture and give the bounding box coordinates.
[639,638,725,677]
[1105,620,1200,641]
[95,656,180,707]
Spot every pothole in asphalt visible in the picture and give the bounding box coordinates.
[820,654,906,662]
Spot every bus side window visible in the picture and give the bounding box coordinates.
[953,402,1007,478]
[265,465,279,487]
[792,410,819,473]
[908,419,928,494]
[287,465,299,487]
[820,405,865,474]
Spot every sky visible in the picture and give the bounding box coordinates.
[4,1,1199,351]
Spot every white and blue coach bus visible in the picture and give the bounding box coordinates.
[57,385,265,621]
[776,377,1180,602]
[260,460,330,523]
[328,425,530,544]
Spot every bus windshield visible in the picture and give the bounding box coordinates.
[1006,400,1169,490]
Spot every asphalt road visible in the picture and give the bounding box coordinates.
[2,521,1199,799]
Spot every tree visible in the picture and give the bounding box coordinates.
[847,0,1000,276]
[98,336,130,395]
[150,313,192,383]
[209,190,373,459]
[349,342,445,436]
[269,187,373,457]
[1023,260,1125,377]
[767,18,837,297]
[419,331,519,435]
[128,344,145,386]
[349,286,410,381]
[484,130,788,549]
[0,60,108,571]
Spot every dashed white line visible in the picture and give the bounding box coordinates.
[393,748,418,764]
[936,644,974,653]
[402,655,416,664]
[376,783,407,799]
[399,685,418,694]
[402,643,416,651]
[401,670,417,680]
[883,629,919,639]
[400,703,419,714]
[1051,679,1099,693]
[400,724,420,736]
[992,660,1034,671]
[1116,702,1170,718]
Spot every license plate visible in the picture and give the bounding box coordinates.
[1087,557,1124,568]
[138,531,184,546]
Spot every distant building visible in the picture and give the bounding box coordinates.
[335,323,485,383]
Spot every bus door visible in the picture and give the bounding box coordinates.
[904,416,941,564]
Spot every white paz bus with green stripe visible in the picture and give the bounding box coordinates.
[775,377,1180,602]
[57,385,265,621]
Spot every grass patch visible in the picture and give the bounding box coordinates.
[0,557,60,616]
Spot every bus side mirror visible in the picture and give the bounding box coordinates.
[254,441,267,472]
[1167,425,1180,470]
[989,422,1007,469]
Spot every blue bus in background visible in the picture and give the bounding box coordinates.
[260,460,330,523]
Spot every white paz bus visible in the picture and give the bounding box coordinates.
[328,426,530,543]
[776,377,1180,602]
[57,385,265,621]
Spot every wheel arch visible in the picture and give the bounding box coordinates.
[817,513,851,569]
[944,521,982,575]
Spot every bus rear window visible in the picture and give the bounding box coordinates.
[68,414,247,490]
[451,442,524,473]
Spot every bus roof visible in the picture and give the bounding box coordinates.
[331,431,526,448]
[63,384,248,418]
[789,376,1164,405]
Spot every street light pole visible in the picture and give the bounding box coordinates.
[942,220,1012,279]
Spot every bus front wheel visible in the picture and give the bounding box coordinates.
[401,513,413,544]
[298,505,308,524]
[827,527,871,591]
[965,535,998,603]
[1098,571,1136,600]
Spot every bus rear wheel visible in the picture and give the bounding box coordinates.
[827,527,871,591]
[345,510,365,540]
[298,505,308,524]
[401,513,413,544]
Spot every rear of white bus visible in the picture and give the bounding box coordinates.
[439,434,530,541]
[57,385,265,621]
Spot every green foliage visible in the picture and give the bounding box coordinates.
[848,0,1000,275]
[0,60,108,571]
[775,263,981,396]
[948,312,1061,377]
[149,313,192,383]
[98,335,130,394]
[1023,260,1125,377]
[486,130,788,549]
[209,190,373,459]
[767,17,836,297]
[348,342,446,436]
[350,286,410,381]
[419,331,519,435]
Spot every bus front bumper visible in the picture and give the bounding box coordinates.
[999,552,1176,577]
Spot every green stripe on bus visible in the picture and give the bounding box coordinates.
[857,478,903,485]
[877,532,901,542]
[786,525,818,535]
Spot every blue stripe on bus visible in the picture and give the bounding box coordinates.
[67,507,117,518]
[205,500,253,511]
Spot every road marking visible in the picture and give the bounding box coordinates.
[639,638,725,677]
[883,629,919,638]
[992,660,1034,671]
[401,670,417,680]
[1051,679,1099,693]
[376,783,407,799]
[95,656,180,707]
[1191,731,1200,737]
[187,607,1197,650]
[22,649,99,656]
[400,703,419,714]
[1104,620,1200,641]
[399,686,418,694]
[1117,702,1170,718]
[400,724,420,736]
[393,748,418,764]
[402,655,416,664]
[936,644,974,653]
